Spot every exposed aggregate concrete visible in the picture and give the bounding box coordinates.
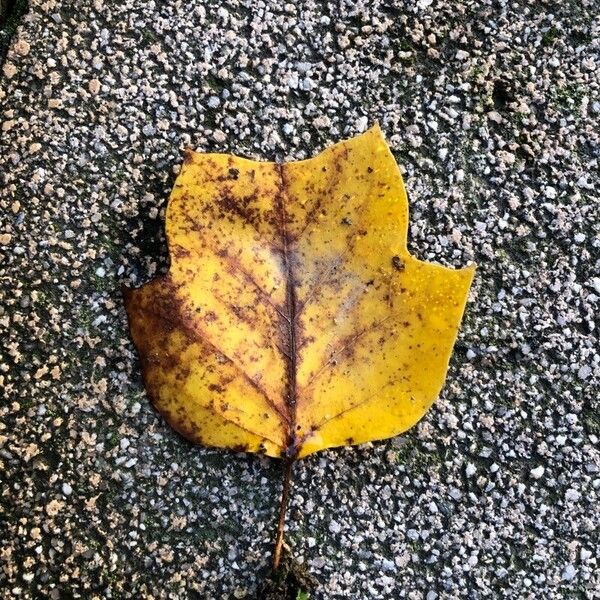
[1,0,599,598]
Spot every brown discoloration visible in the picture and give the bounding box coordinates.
[213,248,286,319]
[275,164,299,449]
[298,313,399,394]
[215,188,264,232]
[232,443,249,453]
[124,274,289,437]
[391,256,405,272]
[172,245,192,260]
[175,365,191,381]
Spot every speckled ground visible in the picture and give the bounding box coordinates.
[1,1,599,598]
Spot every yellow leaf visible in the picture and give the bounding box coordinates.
[124,125,474,460]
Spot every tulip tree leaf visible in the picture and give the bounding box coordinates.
[124,125,474,460]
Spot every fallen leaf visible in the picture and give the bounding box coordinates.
[123,124,474,571]
[125,124,473,458]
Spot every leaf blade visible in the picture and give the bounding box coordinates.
[124,125,475,459]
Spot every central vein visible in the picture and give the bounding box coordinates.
[276,164,298,456]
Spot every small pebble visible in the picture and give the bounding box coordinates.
[530,466,545,479]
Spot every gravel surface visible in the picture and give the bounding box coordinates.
[1,1,599,598]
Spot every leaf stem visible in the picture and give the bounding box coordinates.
[272,458,294,570]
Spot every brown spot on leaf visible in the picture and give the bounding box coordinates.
[173,246,192,259]
[392,256,405,272]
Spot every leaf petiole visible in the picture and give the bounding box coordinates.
[272,458,294,570]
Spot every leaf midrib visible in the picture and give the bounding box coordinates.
[276,164,299,457]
